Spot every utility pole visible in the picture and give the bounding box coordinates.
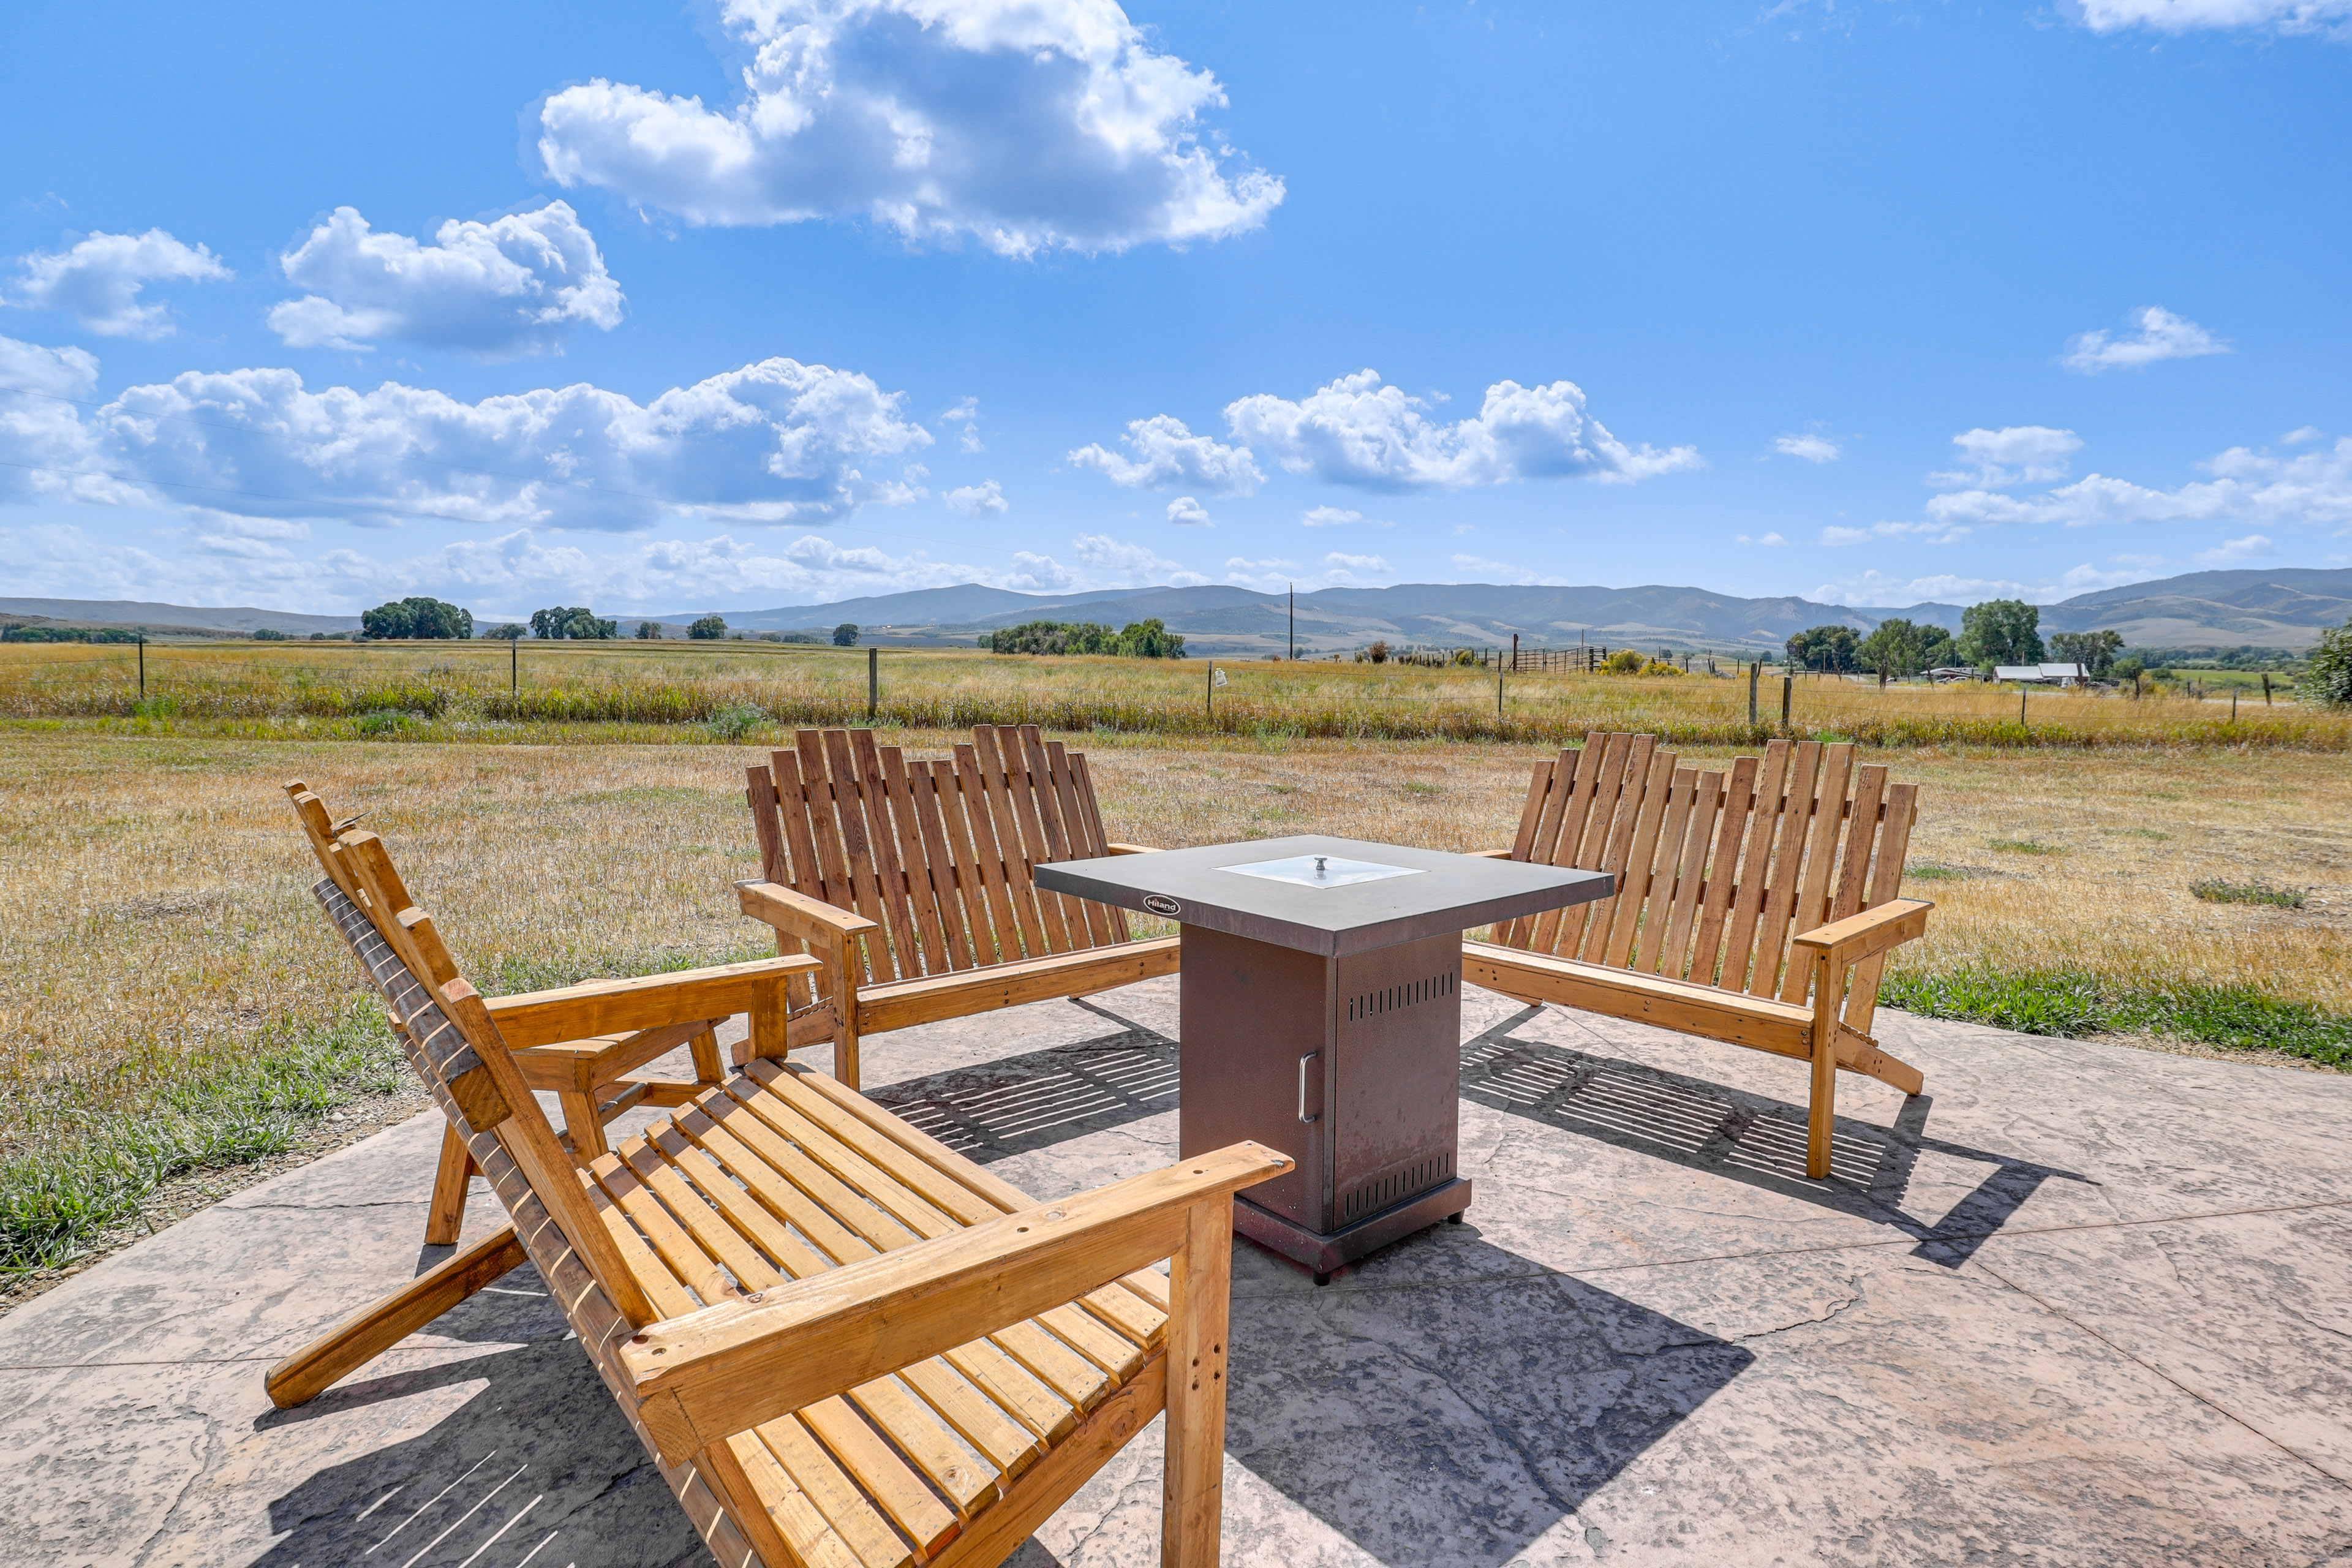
[867,646,879,720]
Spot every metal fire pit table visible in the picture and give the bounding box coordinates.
[1036,834,1611,1279]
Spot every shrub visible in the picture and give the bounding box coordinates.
[708,703,764,741]
[2301,618,2352,709]
[2190,878,2307,909]
[1366,641,1389,664]
[1602,648,1645,674]
[1637,658,1685,677]
[252,627,290,641]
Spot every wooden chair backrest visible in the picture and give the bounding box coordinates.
[322,821,660,1328]
[1496,733,1919,1034]
[745,724,1130,986]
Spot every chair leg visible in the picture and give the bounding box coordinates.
[424,1121,473,1246]
[560,1090,608,1163]
[1161,1195,1235,1568]
[265,1224,525,1409]
[835,1012,861,1091]
[688,1026,724,1085]
[1806,959,1838,1180]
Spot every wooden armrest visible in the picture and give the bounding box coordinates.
[624,1139,1292,1464]
[486,955,821,1049]
[1791,899,1932,971]
[733,880,879,948]
[1104,842,1159,855]
[1470,848,1512,859]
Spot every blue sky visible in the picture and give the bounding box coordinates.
[2,0,2347,619]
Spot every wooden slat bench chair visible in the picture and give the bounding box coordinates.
[739,725,1178,1089]
[270,816,1291,1568]
[1464,733,1933,1179]
[287,781,793,1246]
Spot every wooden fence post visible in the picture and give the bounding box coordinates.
[1780,674,1792,732]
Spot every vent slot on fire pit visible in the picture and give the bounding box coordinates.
[1339,1151,1456,1224]
[1346,970,1455,1022]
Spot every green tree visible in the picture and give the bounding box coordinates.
[1784,624,1861,673]
[361,595,473,639]
[635,620,663,639]
[832,622,861,647]
[2301,617,2352,708]
[688,615,728,640]
[1112,617,1185,658]
[2047,628,2125,677]
[530,606,616,639]
[1957,599,2044,666]
[483,622,526,640]
[252,627,289,641]
[1856,617,1955,676]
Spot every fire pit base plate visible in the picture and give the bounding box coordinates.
[1232,1177,1473,1280]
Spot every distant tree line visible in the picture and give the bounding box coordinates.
[530,606,617,639]
[1783,600,2138,679]
[981,618,1185,658]
[0,622,143,643]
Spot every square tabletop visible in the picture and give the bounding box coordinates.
[1035,834,1613,957]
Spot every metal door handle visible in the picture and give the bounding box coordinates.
[1298,1051,1319,1124]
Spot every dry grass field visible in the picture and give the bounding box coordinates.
[4,638,2344,750]
[2,722,2346,1277]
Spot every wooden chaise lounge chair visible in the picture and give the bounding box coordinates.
[287,782,795,1246]
[738,726,1178,1088]
[270,814,1291,1568]
[1465,733,1933,1178]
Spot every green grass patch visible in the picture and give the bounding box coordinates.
[0,1000,405,1275]
[1882,964,2352,1069]
[1988,838,2066,855]
[1903,864,1969,881]
[2190,878,2307,909]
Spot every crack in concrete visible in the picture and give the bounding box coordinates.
[130,1403,220,1568]
[1728,1279,1865,1344]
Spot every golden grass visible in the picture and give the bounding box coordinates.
[3,639,2343,751]
[4,726,2345,1144]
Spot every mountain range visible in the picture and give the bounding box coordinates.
[6,567,2346,655]
[651,566,2352,657]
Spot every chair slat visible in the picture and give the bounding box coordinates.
[1599,747,1680,968]
[1497,754,1569,948]
[755,1415,918,1568]
[847,730,927,979]
[1044,740,1112,948]
[1843,781,1919,1037]
[1575,734,1658,963]
[932,758,1006,968]
[715,1429,870,1568]
[1717,742,1790,992]
[1527,733,1618,955]
[1632,766,1699,974]
[1747,740,1823,998]
[877,745,954,977]
[1068,751,1132,942]
[906,761,978,972]
[1830,764,1890,925]
[1654,767,1724,979]
[959,737,1047,961]
[1777,744,1856,1005]
[797,733,883,984]
[1684,756,1757,987]
[1001,727,1077,952]
[747,764,790,886]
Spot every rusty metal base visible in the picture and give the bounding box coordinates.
[1234,1177,1472,1282]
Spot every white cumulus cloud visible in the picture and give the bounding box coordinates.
[1166,496,1211,525]
[535,0,1284,256]
[940,396,984,453]
[2060,306,2230,375]
[2071,0,2352,36]
[1931,426,2084,489]
[0,340,933,531]
[1227,370,1702,492]
[2198,533,2279,563]
[6,230,230,338]
[269,203,623,356]
[1300,505,1361,526]
[1773,434,1840,463]
[1068,413,1263,495]
[1735,531,1787,546]
[1924,435,2352,532]
[1321,551,1390,580]
[1070,532,1207,586]
[944,479,1008,516]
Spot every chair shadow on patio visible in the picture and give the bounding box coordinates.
[1463,1005,2093,1267]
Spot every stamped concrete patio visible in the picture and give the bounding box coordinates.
[7,979,2352,1567]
